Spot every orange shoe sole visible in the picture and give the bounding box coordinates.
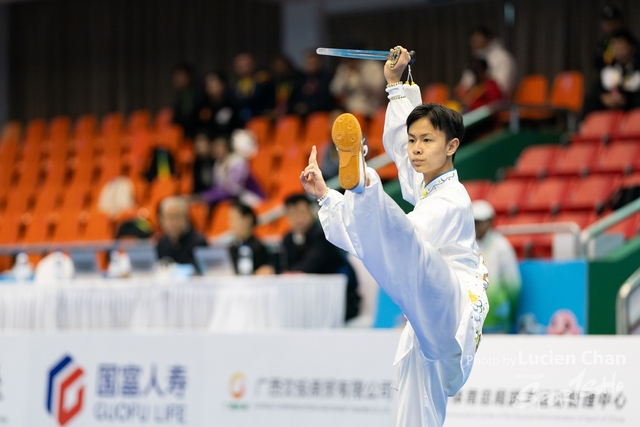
[332,113,364,191]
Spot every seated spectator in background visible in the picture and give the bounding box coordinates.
[594,6,627,70]
[144,145,175,182]
[290,51,335,117]
[231,52,275,123]
[270,54,301,118]
[156,196,208,274]
[279,193,360,321]
[227,200,271,275]
[583,29,640,118]
[172,62,200,138]
[192,71,242,139]
[459,57,503,112]
[473,200,521,333]
[200,134,264,208]
[192,132,214,194]
[330,55,386,117]
[456,26,517,98]
[97,176,136,219]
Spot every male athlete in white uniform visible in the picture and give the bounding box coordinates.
[300,47,489,427]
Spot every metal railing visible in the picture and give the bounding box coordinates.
[496,222,583,259]
[616,266,640,334]
[579,198,640,260]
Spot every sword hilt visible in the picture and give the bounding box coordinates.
[389,47,416,69]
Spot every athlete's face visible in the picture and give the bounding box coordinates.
[407,117,459,182]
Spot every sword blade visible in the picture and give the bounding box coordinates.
[316,47,389,61]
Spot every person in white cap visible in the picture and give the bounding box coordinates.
[473,199,521,334]
[300,46,488,427]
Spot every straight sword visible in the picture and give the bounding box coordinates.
[316,47,416,68]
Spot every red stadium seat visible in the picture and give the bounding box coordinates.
[498,213,547,258]
[461,180,493,201]
[605,213,640,241]
[592,141,640,175]
[506,144,560,179]
[573,110,624,143]
[484,180,532,214]
[547,143,599,177]
[614,108,640,140]
[562,175,618,212]
[528,212,595,258]
[520,177,571,213]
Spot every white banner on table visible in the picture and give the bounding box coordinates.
[0,274,347,331]
[0,333,638,426]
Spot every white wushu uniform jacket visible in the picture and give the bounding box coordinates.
[318,83,489,427]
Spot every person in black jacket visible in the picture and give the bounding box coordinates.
[228,200,271,274]
[280,193,360,321]
[156,196,208,274]
[192,71,242,139]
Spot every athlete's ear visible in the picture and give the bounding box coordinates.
[447,138,460,157]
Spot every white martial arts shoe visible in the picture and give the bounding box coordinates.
[332,113,367,193]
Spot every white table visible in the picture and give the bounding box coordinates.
[0,275,347,331]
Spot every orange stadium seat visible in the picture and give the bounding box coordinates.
[422,83,450,105]
[189,202,210,234]
[3,187,32,217]
[22,212,52,243]
[2,120,22,142]
[155,108,173,131]
[245,116,272,147]
[592,141,640,175]
[128,110,151,133]
[368,108,385,143]
[49,115,71,136]
[506,144,560,179]
[272,115,302,147]
[147,177,179,212]
[512,75,553,120]
[547,143,599,177]
[520,177,571,213]
[550,71,584,113]
[83,211,113,241]
[24,119,46,144]
[302,112,330,150]
[74,114,98,139]
[207,200,231,238]
[562,175,618,212]
[51,213,81,242]
[0,212,22,244]
[101,112,124,136]
[485,180,532,214]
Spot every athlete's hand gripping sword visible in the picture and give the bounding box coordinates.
[316,46,416,69]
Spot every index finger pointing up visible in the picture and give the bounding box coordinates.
[309,145,318,167]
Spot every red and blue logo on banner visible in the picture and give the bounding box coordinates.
[46,355,85,426]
